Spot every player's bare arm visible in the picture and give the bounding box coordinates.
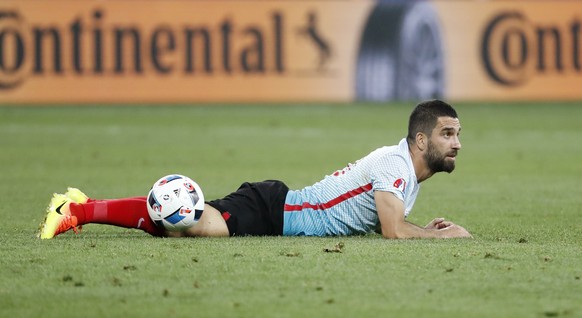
[375,191,471,239]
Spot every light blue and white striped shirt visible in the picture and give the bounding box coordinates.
[283,138,419,236]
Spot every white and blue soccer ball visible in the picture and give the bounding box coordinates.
[146,174,205,231]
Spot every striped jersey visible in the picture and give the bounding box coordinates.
[283,138,420,236]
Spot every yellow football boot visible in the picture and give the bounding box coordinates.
[37,193,80,239]
[65,187,89,204]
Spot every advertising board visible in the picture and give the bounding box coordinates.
[0,0,580,103]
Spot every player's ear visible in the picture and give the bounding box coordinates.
[416,132,427,151]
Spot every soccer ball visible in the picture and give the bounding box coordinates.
[146,174,205,231]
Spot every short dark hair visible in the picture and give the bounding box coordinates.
[407,100,458,144]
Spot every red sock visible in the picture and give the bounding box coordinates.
[69,196,166,237]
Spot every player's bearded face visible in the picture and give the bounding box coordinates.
[425,138,456,173]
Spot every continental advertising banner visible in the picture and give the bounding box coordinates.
[0,0,580,104]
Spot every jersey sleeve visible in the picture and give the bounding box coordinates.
[369,154,410,202]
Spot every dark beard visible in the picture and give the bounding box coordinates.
[425,141,456,173]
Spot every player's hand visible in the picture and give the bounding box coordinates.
[425,217,453,230]
[439,224,472,238]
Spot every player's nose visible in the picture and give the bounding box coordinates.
[452,136,461,150]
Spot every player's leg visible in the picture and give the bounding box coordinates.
[179,204,229,237]
[38,188,165,239]
[70,197,165,237]
[194,180,288,237]
[38,180,288,239]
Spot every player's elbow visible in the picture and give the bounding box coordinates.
[381,227,407,239]
[382,232,399,239]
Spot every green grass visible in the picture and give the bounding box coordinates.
[0,102,581,318]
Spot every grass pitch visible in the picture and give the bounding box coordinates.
[0,102,581,318]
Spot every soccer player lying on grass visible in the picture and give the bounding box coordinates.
[38,99,472,240]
